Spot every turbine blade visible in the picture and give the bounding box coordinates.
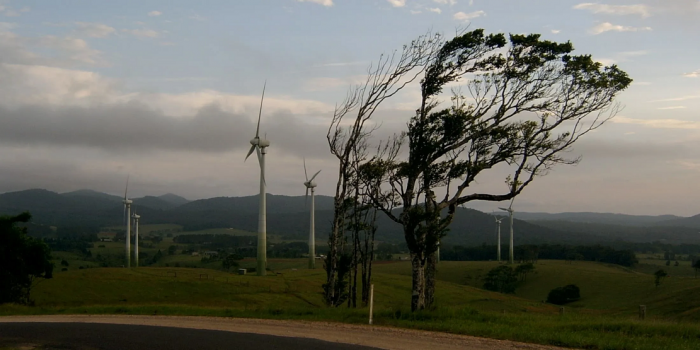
[124,175,129,199]
[498,207,508,211]
[303,158,308,181]
[310,170,321,182]
[244,145,256,161]
[508,197,515,209]
[255,81,266,138]
[305,187,309,205]
[123,204,126,225]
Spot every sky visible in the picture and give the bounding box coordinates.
[0,0,698,216]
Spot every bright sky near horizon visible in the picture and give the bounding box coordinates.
[0,0,698,216]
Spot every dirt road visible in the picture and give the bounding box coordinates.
[0,315,571,350]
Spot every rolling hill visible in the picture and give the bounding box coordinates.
[1,188,698,246]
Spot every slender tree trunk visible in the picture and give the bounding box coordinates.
[325,196,344,305]
[410,251,426,311]
[425,250,437,309]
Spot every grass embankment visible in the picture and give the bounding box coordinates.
[3,261,700,349]
[376,260,700,320]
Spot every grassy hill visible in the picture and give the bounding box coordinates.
[3,261,700,350]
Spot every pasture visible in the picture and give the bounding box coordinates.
[4,259,700,350]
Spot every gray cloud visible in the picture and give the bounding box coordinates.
[0,102,330,158]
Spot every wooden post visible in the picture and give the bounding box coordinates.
[369,284,374,325]
[559,307,565,315]
[639,305,646,320]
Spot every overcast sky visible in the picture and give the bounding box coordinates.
[0,0,698,216]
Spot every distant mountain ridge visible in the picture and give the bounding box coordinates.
[512,212,684,227]
[1,188,699,245]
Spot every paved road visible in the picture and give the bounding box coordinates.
[0,322,381,350]
[0,315,570,350]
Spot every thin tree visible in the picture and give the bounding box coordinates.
[364,29,632,311]
[324,32,443,306]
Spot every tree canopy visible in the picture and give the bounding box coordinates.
[345,28,631,311]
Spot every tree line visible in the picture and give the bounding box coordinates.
[442,244,638,267]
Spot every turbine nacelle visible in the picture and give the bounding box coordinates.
[123,199,132,205]
[304,181,317,189]
[250,137,270,148]
[132,213,140,220]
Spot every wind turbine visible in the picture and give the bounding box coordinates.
[303,158,321,269]
[122,176,132,268]
[499,198,516,264]
[132,209,141,268]
[493,214,504,262]
[245,82,270,276]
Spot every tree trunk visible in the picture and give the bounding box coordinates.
[325,197,344,305]
[410,252,426,311]
[425,250,437,309]
[352,226,359,308]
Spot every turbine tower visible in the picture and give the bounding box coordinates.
[303,158,321,269]
[245,82,270,276]
[122,176,132,268]
[499,198,515,264]
[132,210,140,267]
[493,214,504,262]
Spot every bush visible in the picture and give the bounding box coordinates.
[547,284,580,305]
[483,265,518,294]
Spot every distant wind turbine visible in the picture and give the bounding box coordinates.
[493,214,504,262]
[132,209,141,268]
[303,158,321,269]
[122,176,132,268]
[499,197,516,264]
[245,81,270,276]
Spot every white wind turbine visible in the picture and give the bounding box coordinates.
[303,158,321,269]
[499,198,516,264]
[122,176,132,268]
[245,82,270,276]
[132,209,141,268]
[493,214,504,262]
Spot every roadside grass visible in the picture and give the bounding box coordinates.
[4,261,700,349]
[375,260,700,319]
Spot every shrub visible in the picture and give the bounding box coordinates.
[547,284,580,305]
[483,265,518,294]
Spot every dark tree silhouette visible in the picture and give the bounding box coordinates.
[0,212,53,305]
[364,29,632,311]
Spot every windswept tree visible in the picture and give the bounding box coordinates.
[0,212,53,305]
[362,29,632,311]
[324,32,443,306]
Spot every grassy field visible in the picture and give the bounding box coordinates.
[51,224,308,272]
[3,259,700,349]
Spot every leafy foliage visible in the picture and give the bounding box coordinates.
[360,28,631,311]
[654,269,668,287]
[0,212,53,305]
[483,265,518,294]
[222,253,243,271]
[547,284,581,305]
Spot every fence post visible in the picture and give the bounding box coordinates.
[559,307,565,315]
[639,305,646,320]
[369,284,374,325]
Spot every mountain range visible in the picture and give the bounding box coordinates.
[1,189,699,245]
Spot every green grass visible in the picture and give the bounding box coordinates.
[4,260,700,349]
